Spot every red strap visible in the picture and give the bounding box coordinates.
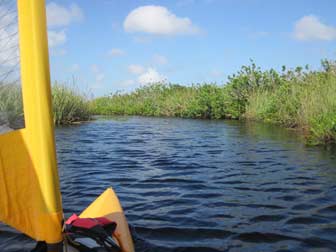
[72,218,99,229]
[66,214,115,229]
[65,214,79,225]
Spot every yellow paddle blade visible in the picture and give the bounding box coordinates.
[0,0,63,244]
[80,188,135,252]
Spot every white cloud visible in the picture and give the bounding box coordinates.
[46,3,84,51]
[294,15,336,41]
[48,30,67,47]
[47,2,84,27]
[124,5,200,35]
[138,68,166,85]
[122,65,167,89]
[128,64,145,75]
[108,48,125,57]
[153,54,168,65]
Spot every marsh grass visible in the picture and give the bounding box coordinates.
[0,82,91,127]
[93,60,336,145]
[245,62,336,145]
[52,82,91,125]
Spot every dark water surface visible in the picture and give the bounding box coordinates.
[1,117,336,251]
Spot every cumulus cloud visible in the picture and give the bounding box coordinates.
[128,64,145,75]
[108,48,125,57]
[125,64,166,88]
[138,68,166,85]
[153,54,168,65]
[46,3,84,50]
[47,2,84,27]
[48,30,67,47]
[124,5,200,35]
[294,15,336,41]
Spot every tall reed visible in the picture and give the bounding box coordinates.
[52,82,91,125]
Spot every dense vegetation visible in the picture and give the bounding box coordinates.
[0,82,91,128]
[245,61,336,145]
[1,60,335,145]
[92,60,336,145]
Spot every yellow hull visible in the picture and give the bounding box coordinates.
[79,188,135,252]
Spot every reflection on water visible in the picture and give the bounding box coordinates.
[1,117,336,251]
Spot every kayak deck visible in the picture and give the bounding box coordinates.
[64,187,134,252]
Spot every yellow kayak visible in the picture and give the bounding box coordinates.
[78,188,135,252]
[64,188,134,252]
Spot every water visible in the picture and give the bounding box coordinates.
[1,117,336,251]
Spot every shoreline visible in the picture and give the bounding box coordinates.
[92,114,325,146]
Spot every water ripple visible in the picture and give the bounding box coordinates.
[1,117,336,251]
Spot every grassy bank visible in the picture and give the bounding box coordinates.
[245,64,336,145]
[0,82,91,128]
[92,60,336,145]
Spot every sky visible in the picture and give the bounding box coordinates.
[44,0,336,96]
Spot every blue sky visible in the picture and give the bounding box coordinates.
[46,0,336,96]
